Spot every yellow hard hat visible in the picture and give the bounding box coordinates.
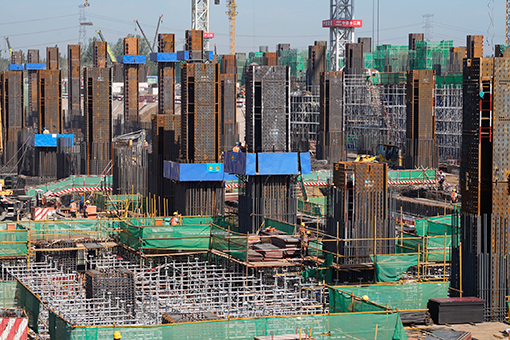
[113,331,122,339]
[306,231,311,235]
[173,211,178,215]
[453,189,456,192]
[86,200,90,204]
[362,295,369,302]
[301,222,305,227]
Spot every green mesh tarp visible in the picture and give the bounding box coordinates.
[333,282,449,311]
[265,218,295,235]
[0,224,27,256]
[396,235,451,262]
[19,219,121,241]
[297,198,325,217]
[415,214,458,236]
[16,281,40,333]
[328,287,389,313]
[303,254,333,283]
[25,175,112,198]
[0,281,18,308]
[211,224,247,261]
[387,169,436,182]
[140,225,210,250]
[371,254,419,282]
[49,311,408,340]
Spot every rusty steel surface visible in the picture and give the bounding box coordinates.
[220,54,236,74]
[123,37,139,56]
[37,69,62,134]
[124,66,139,132]
[2,71,24,141]
[450,47,467,73]
[405,69,437,168]
[83,67,112,143]
[158,33,175,53]
[181,62,221,163]
[408,33,424,50]
[307,42,327,87]
[185,30,204,60]
[68,44,81,132]
[11,51,22,65]
[220,73,237,151]
[27,50,39,129]
[152,114,180,161]
[263,52,278,66]
[93,41,107,68]
[344,43,364,75]
[467,35,484,59]
[46,47,59,70]
[318,70,344,162]
[157,34,176,115]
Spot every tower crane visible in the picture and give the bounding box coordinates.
[507,0,510,44]
[226,0,238,55]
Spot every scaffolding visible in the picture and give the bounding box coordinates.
[4,254,324,338]
[290,92,320,150]
[434,85,462,165]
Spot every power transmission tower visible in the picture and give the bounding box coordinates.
[328,0,355,71]
[79,1,93,47]
[422,14,434,41]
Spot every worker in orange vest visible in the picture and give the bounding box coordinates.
[451,189,458,203]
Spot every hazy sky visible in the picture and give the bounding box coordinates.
[0,0,506,58]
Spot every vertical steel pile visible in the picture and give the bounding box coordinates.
[263,52,278,66]
[123,37,140,133]
[434,84,462,164]
[0,67,24,166]
[84,41,112,175]
[408,33,424,51]
[358,37,372,53]
[344,43,364,75]
[113,131,148,197]
[317,70,345,163]
[35,240,78,271]
[238,174,297,233]
[450,47,467,73]
[245,65,290,152]
[27,49,39,129]
[306,41,327,94]
[67,44,81,132]
[405,69,437,168]
[180,62,221,162]
[451,54,510,321]
[325,162,393,265]
[85,268,135,312]
[185,29,204,60]
[220,54,238,151]
[467,35,483,59]
[171,181,225,216]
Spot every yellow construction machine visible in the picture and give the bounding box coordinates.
[355,144,401,168]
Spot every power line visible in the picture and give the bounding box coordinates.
[0,14,76,26]
[8,26,78,37]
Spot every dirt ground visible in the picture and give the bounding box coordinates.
[406,322,510,340]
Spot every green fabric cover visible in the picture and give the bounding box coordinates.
[0,225,27,256]
[328,287,389,313]
[371,254,419,282]
[49,311,408,340]
[0,281,18,308]
[264,218,295,235]
[302,254,333,283]
[332,282,450,311]
[16,281,40,333]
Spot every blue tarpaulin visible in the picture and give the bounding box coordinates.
[25,63,45,70]
[31,134,74,147]
[224,151,311,176]
[164,162,236,182]
[150,53,178,62]
[118,55,146,64]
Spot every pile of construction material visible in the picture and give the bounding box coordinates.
[249,235,301,262]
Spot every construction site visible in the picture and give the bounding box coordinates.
[1,0,510,339]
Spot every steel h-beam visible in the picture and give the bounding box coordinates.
[192,0,210,50]
[329,0,354,71]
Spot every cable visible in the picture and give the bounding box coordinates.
[17,38,78,49]
[0,14,76,26]
[8,26,78,38]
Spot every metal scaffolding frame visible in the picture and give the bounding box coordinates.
[4,254,324,338]
[434,85,462,165]
[290,92,320,149]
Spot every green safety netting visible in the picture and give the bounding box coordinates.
[397,234,450,262]
[436,74,463,88]
[415,214,458,236]
[387,169,436,182]
[297,197,326,217]
[25,175,112,198]
[328,287,389,313]
[370,254,419,282]
[264,218,295,235]
[49,311,408,340]
[0,224,28,256]
[16,281,40,333]
[210,224,248,261]
[303,254,333,283]
[410,40,453,71]
[0,281,18,308]
[18,219,122,241]
[93,193,144,212]
[120,224,211,250]
[333,282,449,311]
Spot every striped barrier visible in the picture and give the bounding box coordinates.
[32,207,56,220]
[0,317,28,340]
[227,180,438,188]
[45,186,113,197]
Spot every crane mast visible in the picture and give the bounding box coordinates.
[226,0,237,55]
[507,0,510,44]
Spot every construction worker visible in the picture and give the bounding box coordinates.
[83,200,90,218]
[451,188,458,203]
[113,331,122,340]
[232,142,241,153]
[42,127,50,134]
[70,199,76,218]
[438,170,445,190]
[171,212,180,226]
[301,230,310,257]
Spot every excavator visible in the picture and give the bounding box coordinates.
[355,143,401,168]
